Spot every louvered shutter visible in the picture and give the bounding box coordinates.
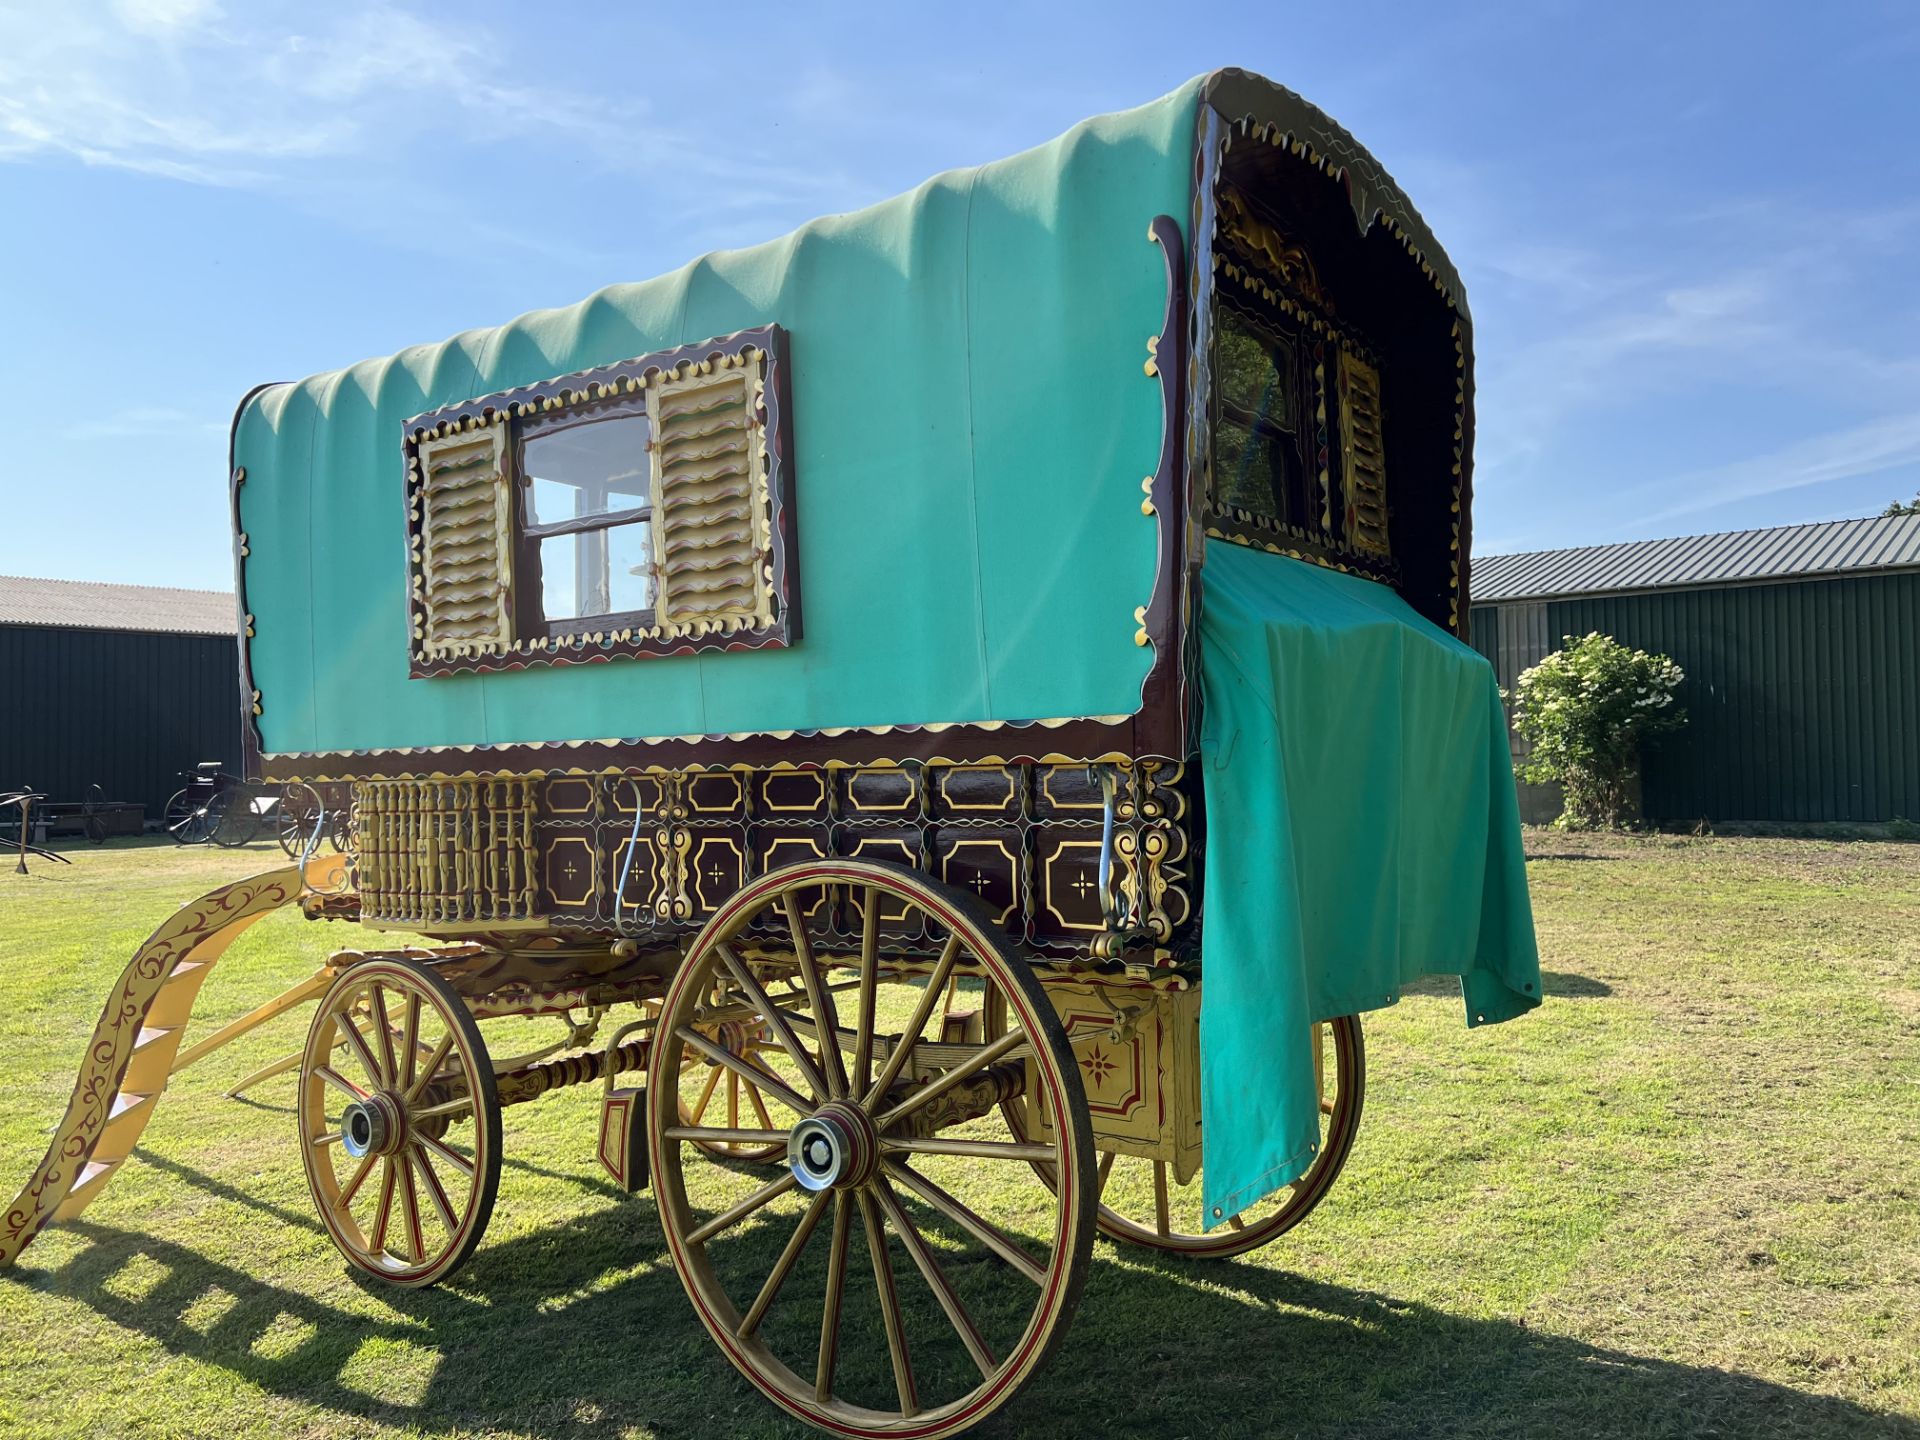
[410,420,514,658]
[1337,350,1389,558]
[645,351,775,635]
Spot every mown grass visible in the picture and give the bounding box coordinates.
[1,833,1917,1438]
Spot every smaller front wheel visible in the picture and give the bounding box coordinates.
[298,955,502,1287]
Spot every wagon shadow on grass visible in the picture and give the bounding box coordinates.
[10,1158,1912,1440]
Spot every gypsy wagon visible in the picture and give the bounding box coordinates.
[3,69,1539,1438]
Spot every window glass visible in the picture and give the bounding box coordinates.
[605,520,654,614]
[1212,306,1307,523]
[524,413,652,525]
[539,521,653,622]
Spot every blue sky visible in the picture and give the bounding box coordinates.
[3,0,1916,590]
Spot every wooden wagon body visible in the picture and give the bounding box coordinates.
[6,70,1534,1440]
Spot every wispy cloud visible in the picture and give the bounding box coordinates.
[1643,412,1920,527]
[0,2,872,260]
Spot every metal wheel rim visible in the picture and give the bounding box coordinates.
[297,957,501,1287]
[649,858,1096,1439]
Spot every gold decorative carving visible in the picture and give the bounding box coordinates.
[646,351,777,637]
[2,860,347,1268]
[355,777,538,928]
[1216,185,1326,309]
[412,421,513,657]
[1025,980,1202,1181]
[1337,349,1389,557]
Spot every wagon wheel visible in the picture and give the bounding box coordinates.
[161,787,209,845]
[206,787,259,848]
[671,992,791,1163]
[297,955,502,1287]
[1076,1015,1364,1258]
[650,858,1096,1439]
[278,782,324,859]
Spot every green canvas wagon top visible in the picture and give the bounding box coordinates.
[228,68,1539,1226]
[231,68,1472,775]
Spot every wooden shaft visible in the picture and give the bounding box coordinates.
[490,1037,650,1110]
[169,968,334,1076]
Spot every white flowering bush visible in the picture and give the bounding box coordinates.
[1508,632,1686,828]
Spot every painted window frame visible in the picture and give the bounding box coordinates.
[400,325,798,679]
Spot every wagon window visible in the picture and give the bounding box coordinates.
[402,326,795,676]
[1212,305,1310,526]
[521,411,656,627]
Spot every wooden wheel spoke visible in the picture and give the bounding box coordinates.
[1321,1097,1336,1116]
[410,1094,473,1123]
[872,1026,1028,1130]
[404,1031,457,1105]
[1096,1150,1116,1198]
[1153,1161,1171,1239]
[882,1161,1046,1286]
[862,932,961,1108]
[858,1189,919,1417]
[687,1062,723,1124]
[738,1188,832,1340]
[338,1151,379,1208]
[370,1159,398,1257]
[370,984,401,1088]
[412,1144,459,1236]
[745,1079,775,1134]
[417,1132,475,1178]
[881,1136,1056,1163]
[783,893,849,1100]
[675,1026,813,1117]
[815,1193,853,1402]
[336,1010,386,1091]
[665,1126,793,1146]
[851,886,881,1096]
[714,941,829,1102]
[873,1175,996,1380]
[398,1150,426,1263]
[315,1064,367,1102]
[399,993,422,1093]
[686,1172,798,1247]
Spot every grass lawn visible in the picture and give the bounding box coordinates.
[1,833,1917,1438]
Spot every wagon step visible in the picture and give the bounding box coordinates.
[0,857,348,1268]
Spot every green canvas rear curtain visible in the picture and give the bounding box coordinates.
[1196,543,1540,1228]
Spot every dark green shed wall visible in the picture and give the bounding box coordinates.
[1471,571,1920,823]
[0,624,241,820]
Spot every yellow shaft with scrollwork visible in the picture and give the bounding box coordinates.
[0,856,346,1268]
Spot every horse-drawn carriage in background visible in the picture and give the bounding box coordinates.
[3,69,1539,1438]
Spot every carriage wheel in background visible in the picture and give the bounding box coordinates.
[81,784,109,844]
[204,788,255,847]
[1091,1014,1364,1258]
[298,955,502,1288]
[278,782,324,859]
[650,858,1097,1439]
[161,787,211,845]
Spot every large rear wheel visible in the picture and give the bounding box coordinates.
[1092,1015,1364,1257]
[650,859,1096,1439]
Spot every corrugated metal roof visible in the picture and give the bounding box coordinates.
[0,575,237,636]
[1472,512,1920,602]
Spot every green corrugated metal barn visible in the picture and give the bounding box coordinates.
[0,576,241,822]
[1470,513,1920,825]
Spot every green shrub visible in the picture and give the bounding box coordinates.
[1508,632,1686,829]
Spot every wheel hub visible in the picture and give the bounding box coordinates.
[787,1102,875,1191]
[339,1091,407,1158]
